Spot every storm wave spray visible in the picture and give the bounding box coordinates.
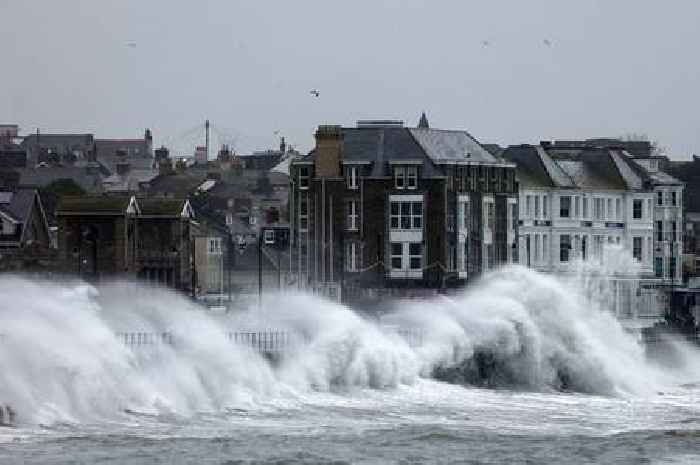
[0,250,696,425]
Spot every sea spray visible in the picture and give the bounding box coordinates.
[0,257,697,425]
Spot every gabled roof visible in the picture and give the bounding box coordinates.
[57,196,134,215]
[0,189,37,223]
[138,198,194,218]
[503,144,655,191]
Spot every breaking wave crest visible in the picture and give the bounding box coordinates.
[0,261,696,425]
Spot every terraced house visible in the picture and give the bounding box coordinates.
[289,117,518,302]
[501,140,681,329]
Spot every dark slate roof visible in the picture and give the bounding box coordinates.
[408,128,498,163]
[17,166,105,192]
[297,126,511,177]
[21,134,94,149]
[339,127,443,177]
[147,172,208,197]
[501,145,556,188]
[667,157,700,213]
[503,144,655,191]
[138,198,189,217]
[0,189,38,222]
[57,196,132,215]
[95,139,153,172]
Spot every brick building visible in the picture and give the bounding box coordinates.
[289,119,518,302]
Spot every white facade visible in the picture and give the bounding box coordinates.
[518,189,654,274]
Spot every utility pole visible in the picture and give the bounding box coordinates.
[258,231,263,305]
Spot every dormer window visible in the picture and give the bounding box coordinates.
[298,166,310,190]
[394,166,418,190]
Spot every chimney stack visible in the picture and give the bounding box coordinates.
[314,125,342,178]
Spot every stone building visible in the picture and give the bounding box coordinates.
[56,196,195,289]
[0,188,54,273]
[289,118,518,303]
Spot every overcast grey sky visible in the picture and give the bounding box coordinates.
[2,1,699,158]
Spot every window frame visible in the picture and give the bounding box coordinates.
[559,196,571,218]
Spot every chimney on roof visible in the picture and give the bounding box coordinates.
[314,125,343,178]
[280,136,286,154]
[418,112,429,129]
[145,128,153,156]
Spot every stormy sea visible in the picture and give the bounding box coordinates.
[0,262,698,464]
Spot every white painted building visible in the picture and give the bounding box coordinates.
[503,143,669,328]
[628,156,684,285]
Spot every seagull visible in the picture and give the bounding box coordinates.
[310,89,320,97]
[481,40,490,47]
[543,39,552,47]
[126,41,137,48]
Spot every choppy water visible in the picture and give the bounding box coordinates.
[1,382,699,464]
[1,257,699,464]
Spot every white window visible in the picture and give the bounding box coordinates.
[345,166,359,190]
[407,166,418,189]
[299,197,308,232]
[633,199,643,219]
[486,202,495,230]
[595,198,604,220]
[347,200,359,231]
[462,201,470,230]
[542,195,548,218]
[394,166,418,190]
[209,238,222,255]
[346,242,360,271]
[264,229,275,244]
[633,237,643,261]
[390,201,422,230]
[409,242,422,270]
[391,242,403,270]
[560,196,571,218]
[298,166,310,190]
[390,242,422,274]
[526,195,532,218]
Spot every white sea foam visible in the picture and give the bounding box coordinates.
[0,251,697,425]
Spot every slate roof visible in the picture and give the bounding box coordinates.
[409,128,498,163]
[57,196,133,215]
[103,169,159,193]
[0,189,38,223]
[500,145,556,188]
[21,134,94,151]
[17,166,106,192]
[297,125,512,177]
[138,198,191,217]
[667,157,700,213]
[503,144,656,191]
[95,139,153,172]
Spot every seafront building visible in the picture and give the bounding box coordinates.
[501,141,683,329]
[289,116,518,303]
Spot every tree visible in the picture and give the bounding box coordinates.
[620,133,666,157]
[43,178,86,197]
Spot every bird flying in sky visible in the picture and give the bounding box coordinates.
[543,39,552,46]
[310,89,320,97]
